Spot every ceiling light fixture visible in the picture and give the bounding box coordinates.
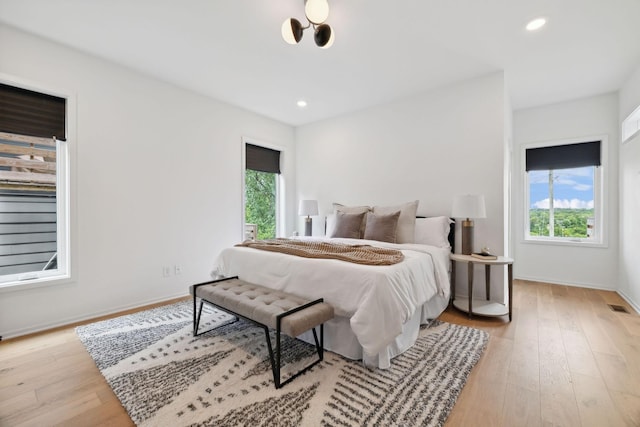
[282,0,334,49]
[297,99,308,108]
[526,17,547,31]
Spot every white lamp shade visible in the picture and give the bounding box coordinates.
[305,0,329,24]
[451,194,486,219]
[298,199,319,216]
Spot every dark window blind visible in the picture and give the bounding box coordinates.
[0,83,66,141]
[246,143,280,174]
[526,141,601,171]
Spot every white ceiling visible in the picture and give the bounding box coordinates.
[1,0,640,126]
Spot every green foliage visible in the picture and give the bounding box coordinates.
[245,169,276,239]
[529,208,594,238]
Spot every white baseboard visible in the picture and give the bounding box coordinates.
[514,274,616,291]
[616,289,640,315]
[3,291,189,340]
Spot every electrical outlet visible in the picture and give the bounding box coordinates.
[162,266,171,277]
[174,265,182,275]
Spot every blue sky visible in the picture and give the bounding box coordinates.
[529,166,594,209]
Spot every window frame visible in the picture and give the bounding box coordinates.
[522,135,608,248]
[0,76,72,290]
[622,103,640,144]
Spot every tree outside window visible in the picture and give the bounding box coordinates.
[244,169,276,240]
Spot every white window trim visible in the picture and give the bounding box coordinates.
[0,74,75,291]
[521,135,608,248]
[622,103,640,144]
[241,137,286,240]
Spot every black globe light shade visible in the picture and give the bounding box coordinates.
[281,18,304,44]
[314,23,334,48]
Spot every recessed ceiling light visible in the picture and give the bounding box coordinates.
[297,100,308,108]
[526,17,547,31]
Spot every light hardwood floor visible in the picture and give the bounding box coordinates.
[1,281,639,426]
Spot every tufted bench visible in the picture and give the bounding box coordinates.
[189,276,334,389]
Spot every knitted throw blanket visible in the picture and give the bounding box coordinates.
[236,238,404,266]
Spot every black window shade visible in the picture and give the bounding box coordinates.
[246,143,280,174]
[526,141,601,171]
[0,83,66,141]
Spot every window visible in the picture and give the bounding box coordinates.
[244,142,281,240]
[0,82,69,287]
[622,103,640,143]
[524,139,603,244]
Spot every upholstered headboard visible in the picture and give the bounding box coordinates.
[448,220,455,252]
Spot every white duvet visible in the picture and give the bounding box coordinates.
[215,237,451,361]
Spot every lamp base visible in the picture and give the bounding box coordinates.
[304,217,312,236]
[461,219,474,255]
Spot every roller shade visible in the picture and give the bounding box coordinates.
[246,143,281,174]
[526,141,601,171]
[0,83,66,141]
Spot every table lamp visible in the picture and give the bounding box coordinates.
[298,200,318,236]
[451,194,486,255]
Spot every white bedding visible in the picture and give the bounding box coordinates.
[215,237,451,368]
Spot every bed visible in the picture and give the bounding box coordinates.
[215,202,453,369]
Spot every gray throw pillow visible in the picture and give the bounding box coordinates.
[333,203,370,238]
[330,211,366,239]
[364,211,401,243]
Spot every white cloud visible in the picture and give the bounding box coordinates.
[554,177,592,192]
[572,183,592,191]
[529,169,593,191]
[532,198,594,209]
[555,177,577,186]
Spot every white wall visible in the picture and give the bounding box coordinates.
[295,72,509,301]
[512,93,619,290]
[619,64,640,312]
[504,80,514,261]
[0,24,296,338]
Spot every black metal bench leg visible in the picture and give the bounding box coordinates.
[312,326,323,360]
[262,326,279,388]
[320,323,324,361]
[192,295,197,336]
[193,300,205,336]
[276,328,282,388]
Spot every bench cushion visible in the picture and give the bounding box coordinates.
[192,278,334,337]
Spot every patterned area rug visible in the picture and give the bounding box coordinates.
[76,300,489,426]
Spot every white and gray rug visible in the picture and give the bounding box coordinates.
[76,300,488,426]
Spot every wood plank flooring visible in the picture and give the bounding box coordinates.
[1,281,639,426]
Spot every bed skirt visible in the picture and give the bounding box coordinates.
[298,292,449,369]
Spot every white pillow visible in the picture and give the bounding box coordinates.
[414,216,453,248]
[325,213,336,237]
[372,200,419,244]
[332,203,370,214]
